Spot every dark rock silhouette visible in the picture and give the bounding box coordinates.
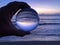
[0,1,30,37]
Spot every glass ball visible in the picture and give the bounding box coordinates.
[11,8,39,32]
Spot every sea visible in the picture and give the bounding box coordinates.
[0,14,60,41]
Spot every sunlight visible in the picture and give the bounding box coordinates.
[16,21,38,31]
[33,7,60,14]
[16,21,36,26]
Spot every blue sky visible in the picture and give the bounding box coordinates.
[0,0,60,14]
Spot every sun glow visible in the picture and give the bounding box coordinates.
[16,22,36,26]
[33,7,60,14]
[16,21,38,31]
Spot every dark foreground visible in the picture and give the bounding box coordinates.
[0,41,60,45]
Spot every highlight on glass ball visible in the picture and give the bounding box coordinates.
[11,8,39,32]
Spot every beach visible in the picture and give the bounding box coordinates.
[0,14,60,42]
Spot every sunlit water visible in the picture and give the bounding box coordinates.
[0,15,60,41]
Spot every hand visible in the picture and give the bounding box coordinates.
[0,1,30,37]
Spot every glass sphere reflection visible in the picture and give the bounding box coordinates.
[11,8,39,31]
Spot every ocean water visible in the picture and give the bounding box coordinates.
[0,14,60,41]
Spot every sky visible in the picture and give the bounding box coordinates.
[0,0,60,14]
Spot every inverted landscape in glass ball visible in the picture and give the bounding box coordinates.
[12,8,39,31]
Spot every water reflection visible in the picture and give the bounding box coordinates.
[11,8,39,31]
[16,21,38,31]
